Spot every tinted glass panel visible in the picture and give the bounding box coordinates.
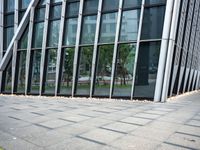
[99,13,118,43]
[145,0,166,5]
[66,2,80,17]
[5,0,15,12]
[16,51,26,93]
[123,0,142,8]
[103,0,119,12]
[58,48,74,95]
[20,0,31,9]
[35,8,46,22]
[30,50,41,94]
[2,59,12,93]
[113,44,136,97]
[81,15,97,44]
[4,27,14,50]
[4,14,14,26]
[63,18,78,46]
[94,45,114,96]
[83,0,98,14]
[76,47,93,95]
[47,20,60,47]
[19,26,28,49]
[44,49,57,94]
[50,5,62,19]
[32,22,44,48]
[134,42,160,98]
[120,10,140,42]
[141,6,165,40]
[19,11,26,22]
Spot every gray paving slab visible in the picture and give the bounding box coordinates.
[0,91,200,150]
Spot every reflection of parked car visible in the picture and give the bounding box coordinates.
[78,76,90,84]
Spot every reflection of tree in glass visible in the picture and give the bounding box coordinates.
[116,44,135,85]
[97,45,114,85]
[63,48,74,87]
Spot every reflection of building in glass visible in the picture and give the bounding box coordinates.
[0,0,200,102]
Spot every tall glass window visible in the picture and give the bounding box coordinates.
[120,10,140,42]
[81,15,97,44]
[1,58,12,93]
[99,13,118,43]
[44,49,57,94]
[63,1,80,46]
[15,51,27,93]
[141,6,165,40]
[94,45,114,96]
[19,0,31,22]
[134,42,161,98]
[30,50,41,94]
[113,44,136,97]
[58,48,75,95]
[76,46,93,95]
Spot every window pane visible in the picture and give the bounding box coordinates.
[50,5,62,20]
[59,48,74,95]
[145,0,166,5]
[47,20,60,47]
[20,0,31,9]
[113,44,136,97]
[4,14,14,26]
[123,0,142,8]
[103,0,119,12]
[141,6,165,40]
[19,26,28,49]
[120,10,140,42]
[30,50,41,94]
[5,0,15,12]
[94,45,114,96]
[19,11,26,22]
[76,46,93,95]
[44,49,57,94]
[32,22,44,48]
[66,2,80,17]
[4,27,14,50]
[2,59,12,93]
[134,42,160,98]
[99,13,118,43]
[16,51,26,93]
[63,18,78,46]
[35,8,46,22]
[83,0,98,14]
[52,0,62,3]
[81,15,97,44]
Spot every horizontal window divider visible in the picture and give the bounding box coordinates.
[117,41,137,44]
[3,25,14,28]
[82,13,98,16]
[101,10,119,14]
[78,44,94,47]
[97,42,115,46]
[49,18,61,21]
[140,39,162,42]
[122,7,141,11]
[144,3,166,8]
[50,2,63,6]
[61,45,75,48]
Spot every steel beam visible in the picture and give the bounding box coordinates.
[154,0,174,102]
[0,0,40,71]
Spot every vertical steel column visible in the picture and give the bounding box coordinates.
[12,0,19,94]
[25,7,35,95]
[130,0,145,100]
[177,0,195,94]
[90,0,103,97]
[55,0,67,95]
[161,0,181,102]
[169,0,189,96]
[39,0,50,95]
[154,0,174,102]
[72,0,84,97]
[109,0,123,98]
[0,0,4,92]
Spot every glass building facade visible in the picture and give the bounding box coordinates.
[0,0,199,102]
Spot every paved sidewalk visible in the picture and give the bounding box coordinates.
[0,91,200,150]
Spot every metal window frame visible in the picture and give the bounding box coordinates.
[39,0,50,95]
[25,7,35,95]
[0,0,4,92]
[72,0,84,97]
[55,0,67,95]
[130,0,145,100]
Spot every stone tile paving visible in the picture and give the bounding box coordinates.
[0,91,199,150]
